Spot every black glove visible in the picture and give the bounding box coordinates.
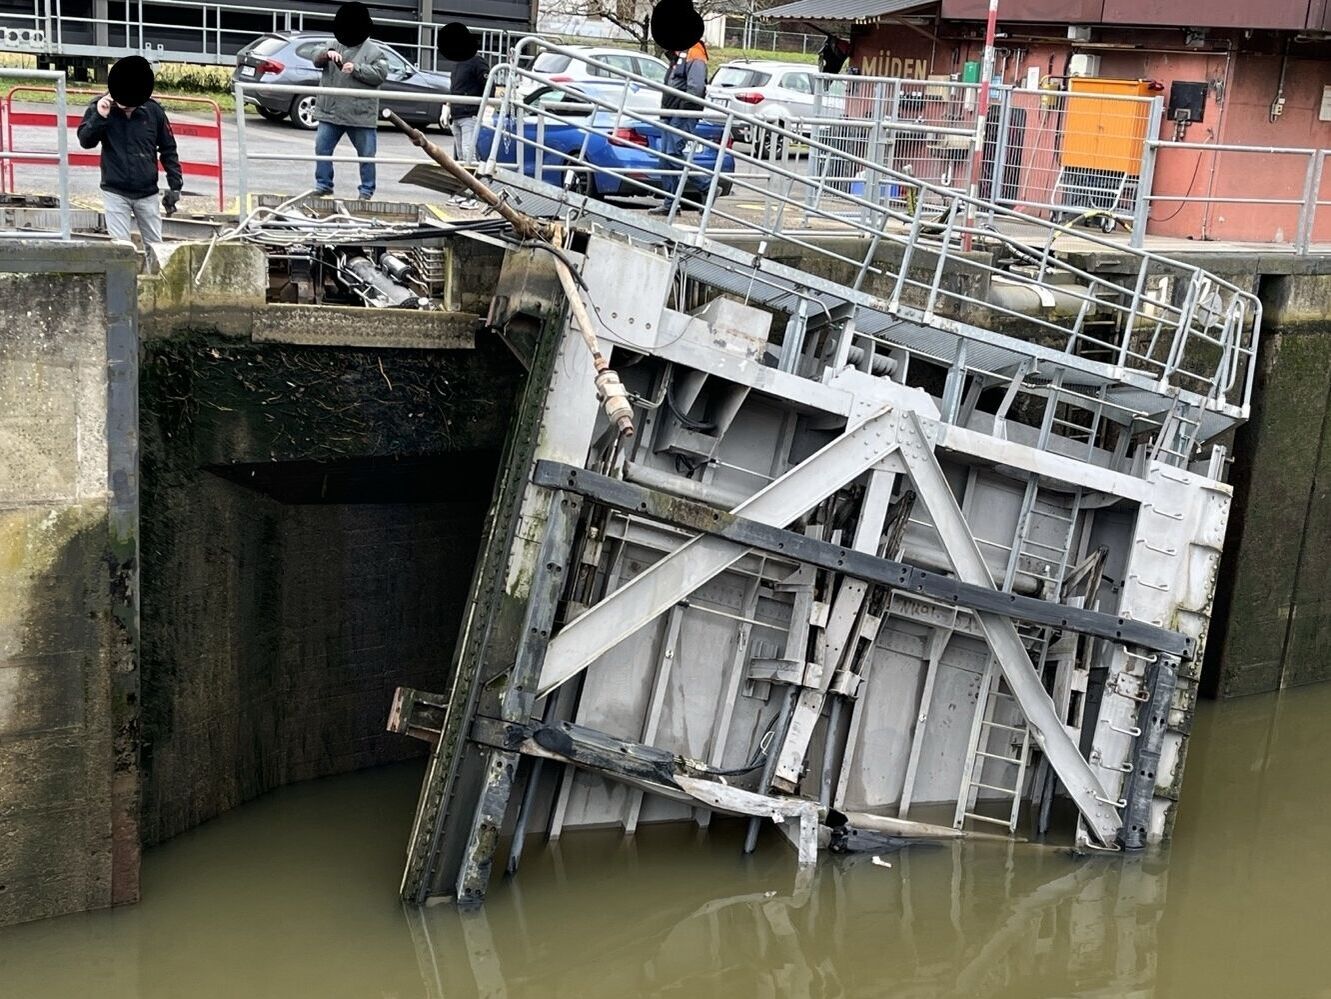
[163,189,181,216]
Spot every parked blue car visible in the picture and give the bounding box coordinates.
[476,83,736,201]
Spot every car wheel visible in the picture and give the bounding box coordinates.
[256,105,286,122]
[290,95,318,131]
[757,124,785,161]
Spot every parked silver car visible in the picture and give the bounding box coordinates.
[234,31,453,130]
[519,45,670,100]
[707,60,820,157]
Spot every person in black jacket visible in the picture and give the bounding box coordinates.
[76,56,182,247]
[440,22,487,162]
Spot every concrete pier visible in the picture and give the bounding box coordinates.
[0,241,139,925]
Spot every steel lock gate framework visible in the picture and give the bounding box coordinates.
[385,44,1248,907]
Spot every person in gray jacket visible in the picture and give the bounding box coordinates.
[312,1,390,199]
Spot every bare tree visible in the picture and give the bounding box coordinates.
[540,0,748,52]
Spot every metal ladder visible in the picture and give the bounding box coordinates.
[954,482,1082,832]
[955,662,1034,832]
[1149,396,1202,468]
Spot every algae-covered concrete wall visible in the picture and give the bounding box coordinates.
[1207,272,1331,696]
[0,242,140,927]
[136,245,521,845]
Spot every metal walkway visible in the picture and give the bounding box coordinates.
[474,42,1260,442]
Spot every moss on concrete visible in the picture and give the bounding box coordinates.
[1205,329,1331,696]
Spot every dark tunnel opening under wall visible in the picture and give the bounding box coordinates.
[136,331,521,847]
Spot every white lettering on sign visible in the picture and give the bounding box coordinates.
[860,53,930,79]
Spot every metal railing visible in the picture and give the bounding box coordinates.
[2,85,226,209]
[0,0,529,70]
[801,74,1160,233]
[0,67,69,239]
[478,40,1260,413]
[1136,140,1329,253]
[724,23,832,56]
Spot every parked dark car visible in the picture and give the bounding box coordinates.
[234,31,452,130]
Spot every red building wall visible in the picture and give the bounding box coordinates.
[847,21,1331,243]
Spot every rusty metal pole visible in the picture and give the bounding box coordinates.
[384,109,553,242]
[386,108,634,437]
[963,0,999,252]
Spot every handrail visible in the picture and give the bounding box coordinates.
[0,68,69,239]
[3,0,532,70]
[230,81,487,208]
[480,39,1260,414]
[4,85,225,209]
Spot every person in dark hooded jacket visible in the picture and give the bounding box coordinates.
[311,1,390,199]
[649,0,708,213]
[441,22,488,162]
[76,55,182,247]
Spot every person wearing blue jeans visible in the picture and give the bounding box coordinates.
[311,2,389,200]
[314,122,377,199]
[659,115,699,202]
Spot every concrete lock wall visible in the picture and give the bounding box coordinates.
[1206,272,1331,696]
[0,242,140,927]
[135,244,519,846]
[1,238,521,926]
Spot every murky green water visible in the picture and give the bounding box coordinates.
[3,683,1330,998]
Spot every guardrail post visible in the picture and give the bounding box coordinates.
[697,111,734,236]
[1296,150,1321,255]
[862,99,885,228]
[1130,97,1163,249]
[233,82,248,214]
[54,76,70,239]
[803,78,824,216]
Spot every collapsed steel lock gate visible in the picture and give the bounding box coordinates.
[377,43,1248,907]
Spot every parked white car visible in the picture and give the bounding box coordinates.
[707,60,820,158]
[519,46,670,100]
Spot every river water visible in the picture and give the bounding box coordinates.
[2,682,1329,998]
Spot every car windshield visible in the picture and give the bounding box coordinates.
[526,87,597,117]
[249,36,287,57]
[712,67,770,88]
[532,53,572,73]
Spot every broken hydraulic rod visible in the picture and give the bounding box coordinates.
[552,255,635,438]
[385,110,552,242]
[386,109,635,438]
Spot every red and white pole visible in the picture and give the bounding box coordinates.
[963,0,999,251]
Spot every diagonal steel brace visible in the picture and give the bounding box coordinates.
[536,406,903,696]
[894,411,1123,845]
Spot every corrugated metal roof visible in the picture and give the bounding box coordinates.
[761,0,937,22]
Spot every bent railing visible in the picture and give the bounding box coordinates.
[481,40,1261,415]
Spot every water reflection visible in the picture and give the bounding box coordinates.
[3,683,1331,997]
[406,832,1169,999]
